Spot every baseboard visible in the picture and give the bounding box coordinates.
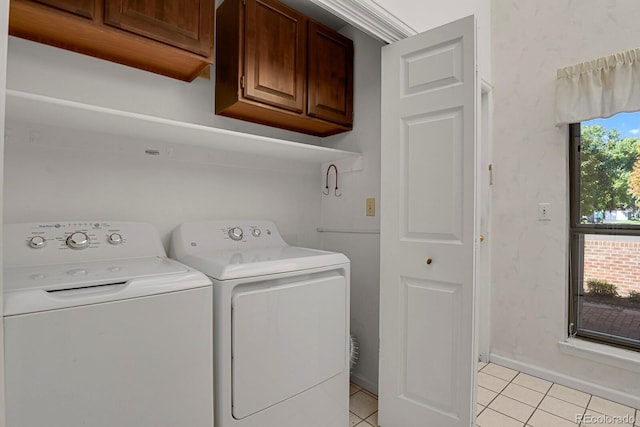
[490,353,640,409]
[350,373,378,395]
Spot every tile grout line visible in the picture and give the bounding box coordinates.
[482,365,581,426]
[477,364,505,418]
[350,410,365,427]
[353,367,623,427]
[478,365,528,426]
[578,394,593,427]
[522,379,554,427]
[481,365,599,418]
[476,364,497,417]
[349,383,365,427]
[350,389,378,426]
[478,364,640,427]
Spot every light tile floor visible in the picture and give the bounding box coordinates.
[477,362,639,426]
[349,383,378,426]
[349,362,640,426]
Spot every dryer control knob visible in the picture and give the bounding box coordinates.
[228,227,244,241]
[107,233,123,245]
[67,232,90,250]
[29,235,46,249]
[252,228,261,237]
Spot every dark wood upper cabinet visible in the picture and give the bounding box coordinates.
[307,20,353,127]
[35,0,94,18]
[215,0,353,137]
[243,0,306,113]
[104,0,213,57]
[9,0,214,81]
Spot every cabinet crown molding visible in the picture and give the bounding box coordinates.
[309,0,416,43]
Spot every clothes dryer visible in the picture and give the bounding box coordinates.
[170,219,350,427]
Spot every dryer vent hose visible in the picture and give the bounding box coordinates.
[349,334,359,372]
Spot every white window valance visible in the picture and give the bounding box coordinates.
[555,48,640,125]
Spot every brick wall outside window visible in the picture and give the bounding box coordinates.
[583,235,640,296]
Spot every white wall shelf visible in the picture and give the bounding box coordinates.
[5,90,362,167]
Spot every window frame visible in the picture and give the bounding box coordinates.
[568,122,640,352]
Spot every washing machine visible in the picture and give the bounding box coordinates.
[3,221,213,427]
[170,219,350,427]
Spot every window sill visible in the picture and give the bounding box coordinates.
[558,338,640,374]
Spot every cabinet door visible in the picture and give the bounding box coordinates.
[104,0,213,57]
[34,0,94,18]
[307,20,353,126]
[243,0,306,113]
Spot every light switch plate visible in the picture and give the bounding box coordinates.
[366,198,375,216]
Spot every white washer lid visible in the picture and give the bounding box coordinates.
[177,246,349,280]
[3,257,211,316]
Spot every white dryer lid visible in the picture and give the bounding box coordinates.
[178,246,349,280]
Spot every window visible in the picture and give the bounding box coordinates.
[569,113,640,351]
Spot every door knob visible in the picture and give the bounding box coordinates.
[480,235,485,242]
[426,258,433,265]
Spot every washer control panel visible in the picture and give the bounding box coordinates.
[5,221,166,267]
[20,222,128,251]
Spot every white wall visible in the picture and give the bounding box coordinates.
[6,38,322,146]
[491,0,640,405]
[4,37,323,250]
[321,26,384,393]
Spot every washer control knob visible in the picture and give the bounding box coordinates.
[228,227,244,241]
[252,228,261,237]
[29,235,47,249]
[107,233,123,245]
[67,232,90,250]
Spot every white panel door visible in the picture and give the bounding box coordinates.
[379,16,476,427]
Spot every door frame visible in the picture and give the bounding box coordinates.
[0,1,10,426]
[477,79,494,362]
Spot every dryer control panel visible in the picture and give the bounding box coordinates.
[222,223,275,243]
[4,221,166,267]
[170,220,287,259]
